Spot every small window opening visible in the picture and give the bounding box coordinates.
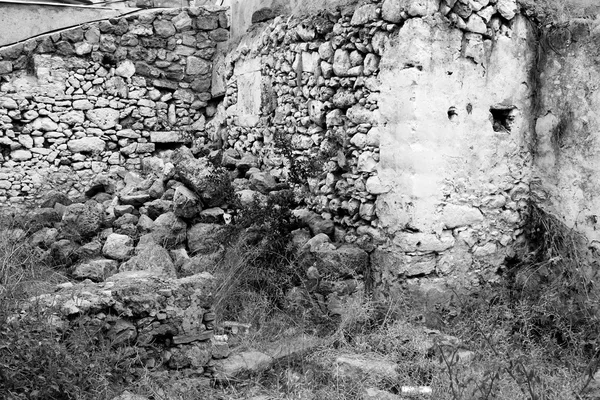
[490,105,517,132]
[447,106,458,121]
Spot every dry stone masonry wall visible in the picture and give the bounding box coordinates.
[218,0,534,298]
[0,6,228,206]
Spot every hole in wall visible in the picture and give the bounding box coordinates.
[447,106,458,121]
[403,63,423,71]
[490,105,517,132]
[101,54,117,68]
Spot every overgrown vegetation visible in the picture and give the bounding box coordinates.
[212,190,302,324]
[519,0,599,25]
[0,215,131,400]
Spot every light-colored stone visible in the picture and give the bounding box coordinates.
[115,60,136,78]
[213,351,273,381]
[87,108,120,130]
[11,149,32,161]
[441,204,484,229]
[496,0,517,20]
[102,234,133,261]
[68,137,105,153]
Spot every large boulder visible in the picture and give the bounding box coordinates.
[120,243,177,278]
[151,212,187,248]
[72,258,119,282]
[61,203,104,239]
[172,150,230,207]
[173,185,203,219]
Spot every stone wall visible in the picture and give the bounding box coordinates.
[218,0,536,298]
[534,19,600,248]
[0,6,228,206]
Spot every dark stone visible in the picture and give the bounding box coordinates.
[135,62,162,78]
[195,15,219,30]
[252,7,278,23]
[40,190,72,208]
[36,38,55,53]
[190,78,211,92]
[120,33,139,47]
[141,37,167,48]
[208,28,229,42]
[113,19,129,36]
[62,27,84,42]
[55,41,75,56]
[0,43,23,60]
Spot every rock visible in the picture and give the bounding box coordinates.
[0,61,12,75]
[252,7,278,23]
[72,99,93,110]
[32,117,58,132]
[120,244,177,277]
[50,239,80,266]
[31,227,59,248]
[371,249,437,277]
[87,108,120,130]
[294,210,334,236]
[333,49,352,76]
[248,171,277,193]
[60,110,85,125]
[11,149,32,161]
[115,60,136,78]
[334,354,398,380]
[180,249,224,276]
[0,97,17,109]
[61,203,103,239]
[406,0,440,16]
[441,204,484,228]
[365,176,390,194]
[151,212,187,248]
[153,19,176,37]
[186,56,211,75]
[212,351,273,381]
[173,185,203,218]
[103,233,134,260]
[172,11,193,31]
[68,137,105,153]
[351,4,379,25]
[301,244,368,279]
[120,192,152,207]
[187,223,224,254]
[172,150,228,207]
[308,100,326,126]
[150,131,190,143]
[393,232,455,252]
[41,191,72,208]
[381,0,402,22]
[496,0,517,20]
[362,388,404,400]
[72,259,118,282]
[465,14,487,34]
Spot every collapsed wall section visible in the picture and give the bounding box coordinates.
[0,6,229,206]
[219,0,536,298]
